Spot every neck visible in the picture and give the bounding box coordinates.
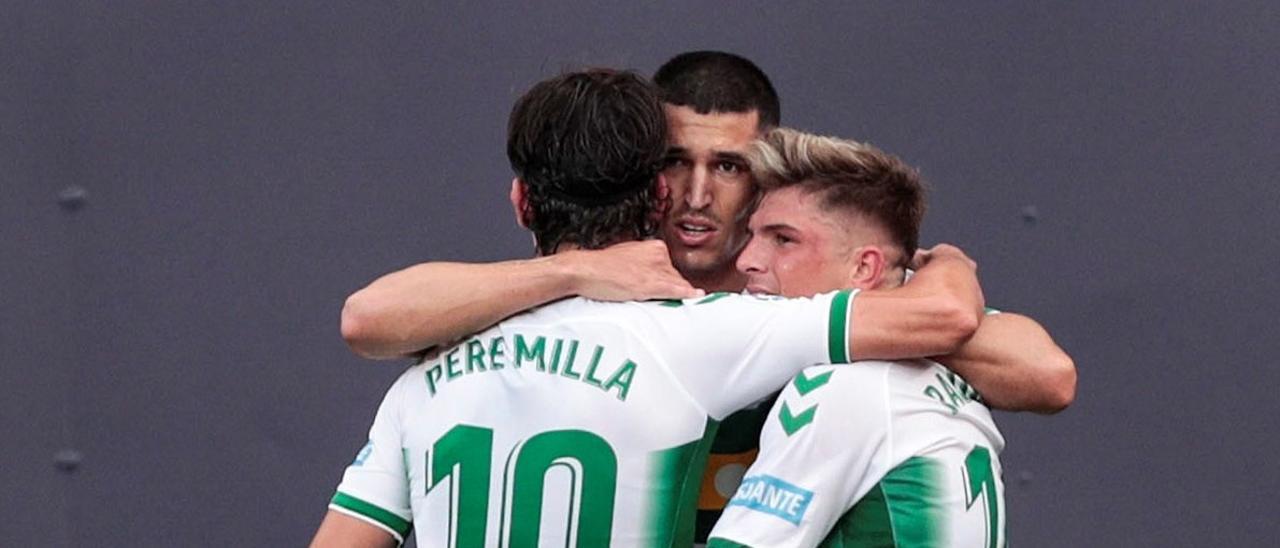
[874,266,907,289]
[683,267,748,293]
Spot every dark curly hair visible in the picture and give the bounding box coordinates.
[507,69,668,255]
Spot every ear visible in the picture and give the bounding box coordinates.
[846,245,888,290]
[510,178,531,228]
[655,173,670,204]
[651,174,671,223]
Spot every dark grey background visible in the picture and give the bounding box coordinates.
[4,1,1277,546]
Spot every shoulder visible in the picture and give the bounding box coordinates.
[774,364,892,420]
[501,296,645,326]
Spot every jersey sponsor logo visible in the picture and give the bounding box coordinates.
[352,440,374,466]
[726,474,813,525]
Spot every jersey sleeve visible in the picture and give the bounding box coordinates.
[328,374,414,544]
[708,364,894,548]
[657,289,859,419]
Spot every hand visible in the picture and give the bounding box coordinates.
[561,240,704,302]
[912,243,977,271]
[913,243,985,320]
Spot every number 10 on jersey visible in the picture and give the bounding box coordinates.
[427,424,619,547]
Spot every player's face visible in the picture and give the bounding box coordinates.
[659,105,759,282]
[737,186,855,298]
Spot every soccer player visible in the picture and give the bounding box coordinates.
[341,52,787,541]
[708,128,1032,547]
[311,69,985,547]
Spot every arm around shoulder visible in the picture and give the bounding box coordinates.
[340,257,576,359]
[340,241,699,360]
[847,246,984,361]
[937,312,1076,413]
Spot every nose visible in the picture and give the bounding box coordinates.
[736,235,766,275]
[685,164,711,210]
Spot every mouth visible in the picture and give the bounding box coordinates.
[669,217,718,247]
[744,283,777,295]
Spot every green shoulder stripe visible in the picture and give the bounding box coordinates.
[827,289,853,363]
[330,491,412,542]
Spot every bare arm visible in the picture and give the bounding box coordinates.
[310,511,397,548]
[848,244,984,361]
[340,240,700,359]
[935,312,1076,413]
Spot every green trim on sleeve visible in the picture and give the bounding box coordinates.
[827,289,853,363]
[330,491,412,542]
[707,537,754,548]
[983,307,1002,316]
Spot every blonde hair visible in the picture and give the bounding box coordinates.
[749,127,926,267]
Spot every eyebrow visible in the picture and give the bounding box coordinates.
[664,147,749,164]
[750,222,798,235]
[714,151,749,164]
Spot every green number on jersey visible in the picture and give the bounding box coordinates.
[427,425,618,547]
[962,446,1001,548]
[429,425,493,547]
[508,430,618,546]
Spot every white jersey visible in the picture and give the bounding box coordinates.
[708,360,1006,548]
[328,290,859,547]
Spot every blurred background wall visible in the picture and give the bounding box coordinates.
[3,1,1277,545]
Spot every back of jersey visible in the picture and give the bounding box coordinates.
[329,291,854,547]
[839,360,1006,548]
[708,359,1005,548]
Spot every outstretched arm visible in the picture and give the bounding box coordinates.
[340,240,700,359]
[935,312,1076,413]
[848,244,985,361]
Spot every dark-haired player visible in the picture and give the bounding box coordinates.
[337,51,785,360]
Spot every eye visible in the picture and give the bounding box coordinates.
[774,233,794,246]
[663,156,689,169]
[715,161,743,175]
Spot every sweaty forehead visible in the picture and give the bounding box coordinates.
[664,105,759,150]
[750,188,844,234]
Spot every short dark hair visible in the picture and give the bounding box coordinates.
[750,128,925,267]
[653,50,780,128]
[507,69,668,255]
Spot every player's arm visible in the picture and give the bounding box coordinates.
[935,312,1076,413]
[848,244,984,361]
[310,511,398,548]
[341,240,699,359]
[672,246,979,418]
